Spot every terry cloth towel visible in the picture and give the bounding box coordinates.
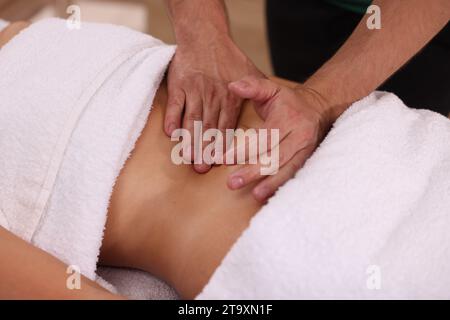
[198,92,450,299]
[0,18,175,282]
[97,267,179,300]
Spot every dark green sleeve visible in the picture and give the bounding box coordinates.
[324,0,372,14]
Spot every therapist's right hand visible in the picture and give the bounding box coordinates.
[226,76,336,202]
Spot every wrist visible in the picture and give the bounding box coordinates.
[168,0,231,46]
[300,77,352,124]
[176,32,253,75]
[176,29,233,50]
[292,84,333,138]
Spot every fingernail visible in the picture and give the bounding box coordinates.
[232,80,250,90]
[195,163,211,173]
[229,176,244,189]
[254,186,270,201]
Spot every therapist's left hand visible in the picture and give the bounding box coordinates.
[226,76,335,202]
[165,36,263,173]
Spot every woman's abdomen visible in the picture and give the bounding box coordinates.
[101,85,262,298]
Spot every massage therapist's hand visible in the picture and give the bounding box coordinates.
[164,0,263,173]
[164,37,262,172]
[226,76,334,202]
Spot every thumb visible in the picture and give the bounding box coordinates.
[229,76,280,103]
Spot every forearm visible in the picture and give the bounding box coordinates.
[0,227,121,299]
[305,0,450,122]
[165,0,231,45]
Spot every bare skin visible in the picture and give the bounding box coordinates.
[0,21,276,299]
[164,0,264,173]
[0,22,122,300]
[0,226,122,300]
[99,82,268,299]
[165,0,450,203]
[2,17,449,300]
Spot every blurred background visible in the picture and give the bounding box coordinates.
[0,0,272,74]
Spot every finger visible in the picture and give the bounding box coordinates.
[227,132,304,190]
[194,90,220,173]
[224,114,290,165]
[218,92,241,159]
[273,131,309,169]
[182,93,203,163]
[227,140,282,190]
[252,149,310,202]
[255,104,313,159]
[228,76,280,104]
[227,162,265,190]
[164,88,185,136]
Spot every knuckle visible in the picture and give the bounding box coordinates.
[300,127,317,142]
[168,96,183,108]
[192,73,206,87]
[202,121,216,130]
[165,115,177,123]
[175,75,195,90]
[279,151,287,164]
[288,161,301,175]
[204,87,218,106]
[219,119,236,131]
[169,73,186,87]
[227,93,241,109]
[265,183,278,194]
[168,87,184,102]
[185,112,202,121]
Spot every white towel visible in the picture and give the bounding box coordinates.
[97,267,178,300]
[2,19,449,300]
[0,18,175,284]
[198,92,450,299]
